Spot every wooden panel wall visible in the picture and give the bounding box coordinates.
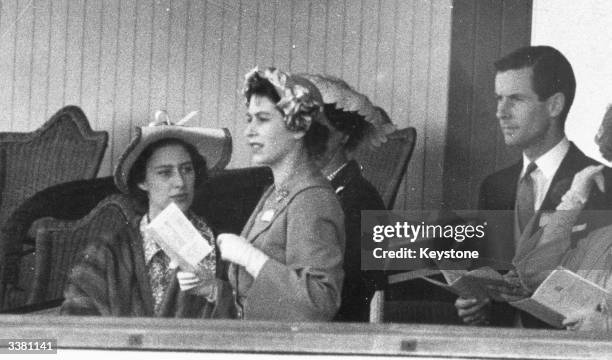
[0,0,452,211]
[442,0,532,210]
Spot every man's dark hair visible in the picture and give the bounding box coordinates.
[494,46,576,126]
[323,104,367,151]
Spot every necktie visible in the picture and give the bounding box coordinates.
[517,162,537,233]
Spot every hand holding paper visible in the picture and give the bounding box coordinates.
[218,233,269,277]
[177,270,202,290]
[177,270,216,298]
[563,308,609,332]
[455,297,490,325]
[425,267,512,302]
[511,268,611,328]
[146,203,213,273]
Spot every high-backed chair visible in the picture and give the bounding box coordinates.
[0,107,107,310]
[352,127,417,209]
[351,127,417,323]
[0,106,107,232]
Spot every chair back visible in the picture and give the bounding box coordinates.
[352,127,417,209]
[352,127,417,323]
[0,177,118,311]
[0,106,107,231]
[27,194,139,305]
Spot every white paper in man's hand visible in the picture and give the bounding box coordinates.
[145,202,212,272]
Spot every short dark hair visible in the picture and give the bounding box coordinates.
[127,138,208,204]
[244,71,328,159]
[494,46,576,125]
[244,71,281,105]
[323,104,367,151]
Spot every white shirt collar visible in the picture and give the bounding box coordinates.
[521,137,570,180]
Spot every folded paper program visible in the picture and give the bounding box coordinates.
[146,203,213,273]
[511,267,611,328]
[421,267,512,302]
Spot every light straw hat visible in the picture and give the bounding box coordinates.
[114,110,232,194]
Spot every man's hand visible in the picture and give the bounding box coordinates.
[455,297,491,325]
[563,308,610,332]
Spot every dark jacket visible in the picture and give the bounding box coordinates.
[331,160,386,322]
[479,142,606,261]
[478,142,606,328]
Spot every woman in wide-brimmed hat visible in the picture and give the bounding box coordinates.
[301,74,394,322]
[61,114,234,318]
[216,67,345,321]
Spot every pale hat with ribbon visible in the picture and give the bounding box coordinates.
[114,110,232,194]
[300,74,396,147]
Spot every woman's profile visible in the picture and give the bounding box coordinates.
[217,67,345,321]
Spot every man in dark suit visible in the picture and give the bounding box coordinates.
[455,46,606,327]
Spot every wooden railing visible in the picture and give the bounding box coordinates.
[0,315,610,359]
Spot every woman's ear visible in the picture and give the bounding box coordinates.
[292,130,306,140]
[137,181,149,192]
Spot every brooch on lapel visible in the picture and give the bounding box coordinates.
[261,186,289,222]
[261,209,275,222]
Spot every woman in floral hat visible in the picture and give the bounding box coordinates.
[217,67,345,321]
[61,117,234,318]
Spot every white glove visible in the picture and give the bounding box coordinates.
[558,165,605,210]
[217,233,269,278]
[571,165,605,198]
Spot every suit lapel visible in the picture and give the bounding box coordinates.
[506,162,522,208]
[519,143,595,240]
[540,143,595,211]
[240,185,273,239]
[243,189,292,243]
